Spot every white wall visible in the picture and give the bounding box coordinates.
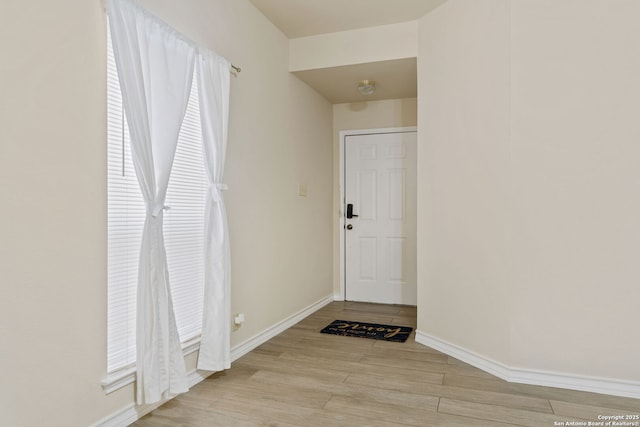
[332,99,418,297]
[509,0,640,381]
[417,0,511,363]
[0,0,117,424]
[290,21,418,72]
[0,0,333,425]
[333,99,417,132]
[417,0,640,389]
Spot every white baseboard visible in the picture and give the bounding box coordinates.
[95,294,334,427]
[92,403,139,427]
[230,294,334,361]
[415,330,640,400]
[92,369,209,427]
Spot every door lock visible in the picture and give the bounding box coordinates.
[346,224,353,230]
[346,204,359,219]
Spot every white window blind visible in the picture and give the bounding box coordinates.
[107,30,207,373]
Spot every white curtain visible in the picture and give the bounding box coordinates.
[195,52,232,371]
[107,0,196,404]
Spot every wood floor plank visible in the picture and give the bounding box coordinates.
[363,345,449,364]
[323,395,438,426]
[249,368,350,392]
[210,394,319,426]
[233,351,350,383]
[137,402,262,427]
[276,350,449,384]
[337,384,440,410]
[550,400,640,422]
[438,397,578,427]
[325,395,516,427]
[345,369,553,414]
[246,365,432,406]
[360,354,495,380]
[133,302,640,426]
[439,384,553,414]
[345,370,444,393]
[444,384,554,413]
[343,302,405,315]
[444,374,640,413]
[371,337,437,353]
[256,341,364,363]
[207,379,333,410]
[300,410,405,427]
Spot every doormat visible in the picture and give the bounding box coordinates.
[320,320,413,343]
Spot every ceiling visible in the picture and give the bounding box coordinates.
[293,58,417,104]
[249,0,447,104]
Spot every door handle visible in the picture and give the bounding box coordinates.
[346,203,359,219]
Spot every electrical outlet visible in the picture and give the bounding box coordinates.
[233,313,245,330]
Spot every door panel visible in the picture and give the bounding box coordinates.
[345,131,417,305]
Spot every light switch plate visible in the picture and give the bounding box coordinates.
[297,183,308,197]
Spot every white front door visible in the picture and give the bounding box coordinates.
[344,131,417,305]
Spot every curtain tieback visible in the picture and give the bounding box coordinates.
[210,183,228,203]
[148,202,171,217]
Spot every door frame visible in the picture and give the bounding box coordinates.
[338,126,418,301]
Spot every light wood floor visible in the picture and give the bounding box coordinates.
[133,302,640,426]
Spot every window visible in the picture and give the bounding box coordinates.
[107,30,207,373]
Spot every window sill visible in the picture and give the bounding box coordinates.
[101,336,202,394]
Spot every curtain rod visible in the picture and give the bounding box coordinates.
[105,2,241,76]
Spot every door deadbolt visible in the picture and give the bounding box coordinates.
[346,224,353,230]
[346,204,359,219]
